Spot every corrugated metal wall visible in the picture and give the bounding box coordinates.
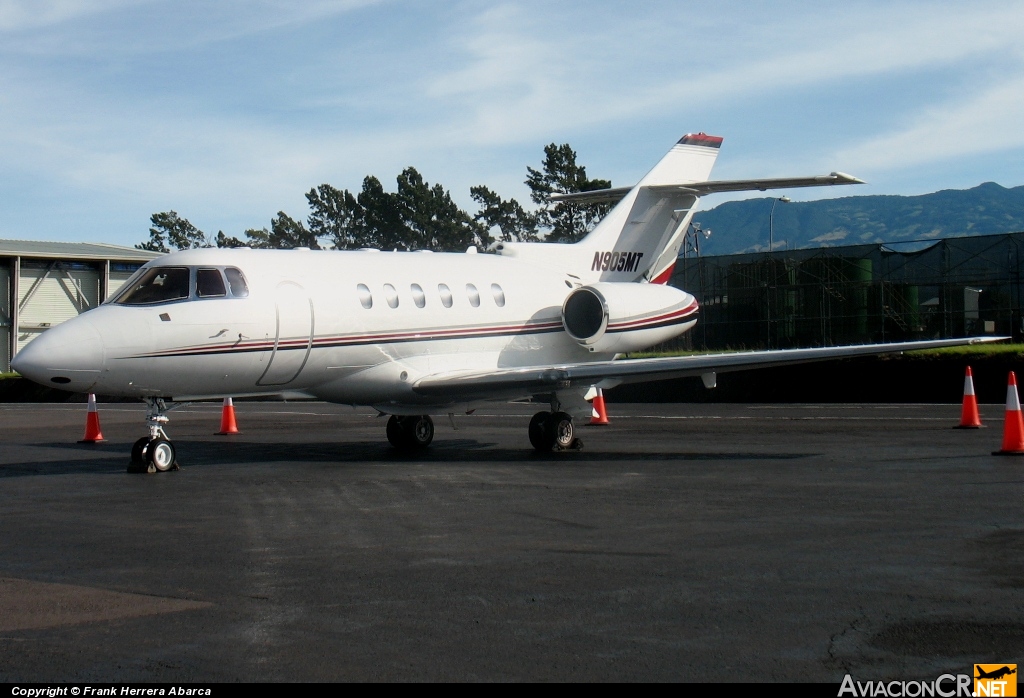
[0,264,9,372]
[17,263,101,354]
[1,252,151,372]
[107,268,138,300]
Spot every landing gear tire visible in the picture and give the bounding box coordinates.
[386,415,405,448]
[529,410,582,452]
[549,411,575,449]
[128,437,153,473]
[404,415,434,449]
[129,397,180,473]
[131,437,151,464]
[146,438,178,472]
[529,411,551,450]
[387,415,434,451]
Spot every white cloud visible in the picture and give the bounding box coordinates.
[835,76,1024,172]
[4,1,1024,243]
[395,2,1024,152]
[0,0,149,32]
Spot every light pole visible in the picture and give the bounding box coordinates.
[768,195,791,254]
[766,196,790,348]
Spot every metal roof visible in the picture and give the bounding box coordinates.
[0,239,162,262]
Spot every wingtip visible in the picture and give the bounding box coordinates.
[830,171,866,185]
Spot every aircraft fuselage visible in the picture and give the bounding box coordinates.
[15,247,697,414]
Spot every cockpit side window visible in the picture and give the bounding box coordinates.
[115,267,190,305]
[225,267,249,298]
[196,268,227,298]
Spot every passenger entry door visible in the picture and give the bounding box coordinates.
[257,281,314,386]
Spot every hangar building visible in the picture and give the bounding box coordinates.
[0,240,160,373]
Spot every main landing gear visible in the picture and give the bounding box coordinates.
[128,398,180,474]
[386,414,434,451]
[383,408,582,453]
[529,410,583,452]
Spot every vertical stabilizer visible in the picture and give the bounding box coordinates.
[579,134,722,284]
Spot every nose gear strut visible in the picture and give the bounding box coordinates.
[128,398,180,473]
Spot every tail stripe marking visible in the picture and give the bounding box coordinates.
[677,133,723,148]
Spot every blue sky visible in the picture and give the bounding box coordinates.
[2,0,1024,248]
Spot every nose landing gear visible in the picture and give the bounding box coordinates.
[128,398,180,474]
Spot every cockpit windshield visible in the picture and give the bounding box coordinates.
[110,265,251,305]
[116,267,191,305]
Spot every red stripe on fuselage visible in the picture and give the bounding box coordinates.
[607,300,699,332]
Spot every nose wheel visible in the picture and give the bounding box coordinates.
[529,411,582,452]
[128,398,180,473]
[386,415,434,451]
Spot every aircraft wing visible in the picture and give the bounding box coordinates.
[412,337,1003,400]
[548,172,864,205]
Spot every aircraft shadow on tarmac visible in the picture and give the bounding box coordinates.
[0,440,815,477]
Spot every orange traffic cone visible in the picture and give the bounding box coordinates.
[993,372,1024,455]
[78,393,104,443]
[954,366,982,429]
[589,387,609,426]
[216,397,240,435]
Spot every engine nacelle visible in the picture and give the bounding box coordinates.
[561,282,699,354]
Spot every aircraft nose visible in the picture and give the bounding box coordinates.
[11,316,105,391]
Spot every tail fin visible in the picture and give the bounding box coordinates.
[578,133,722,283]
[492,133,721,282]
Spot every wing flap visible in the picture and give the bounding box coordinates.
[412,337,1004,399]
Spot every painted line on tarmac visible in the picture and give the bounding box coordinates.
[598,415,956,421]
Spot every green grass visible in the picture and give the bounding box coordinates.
[903,343,1024,358]
[627,342,1024,360]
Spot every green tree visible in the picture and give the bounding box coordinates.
[215,231,246,248]
[354,175,406,250]
[305,169,487,252]
[526,143,611,243]
[306,184,360,249]
[244,211,320,249]
[136,211,210,252]
[470,185,539,243]
[395,167,487,251]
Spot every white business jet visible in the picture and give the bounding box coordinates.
[11,134,998,470]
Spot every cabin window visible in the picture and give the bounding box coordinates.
[438,283,453,308]
[115,267,190,305]
[225,267,249,297]
[384,283,399,308]
[491,283,505,307]
[466,283,480,308]
[411,283,426,308]
[196,268,227,298]
[357,283,372,309]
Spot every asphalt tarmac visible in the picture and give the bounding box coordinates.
[1,401,1022,682]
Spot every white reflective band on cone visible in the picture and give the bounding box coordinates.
[1007,383,1021,412]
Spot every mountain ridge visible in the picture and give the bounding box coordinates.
[690,182,1024,256]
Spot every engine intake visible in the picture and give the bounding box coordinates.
[562,287,608,342]
[561,282,697,354]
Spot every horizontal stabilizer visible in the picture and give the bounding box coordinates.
[551,172,864,205]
